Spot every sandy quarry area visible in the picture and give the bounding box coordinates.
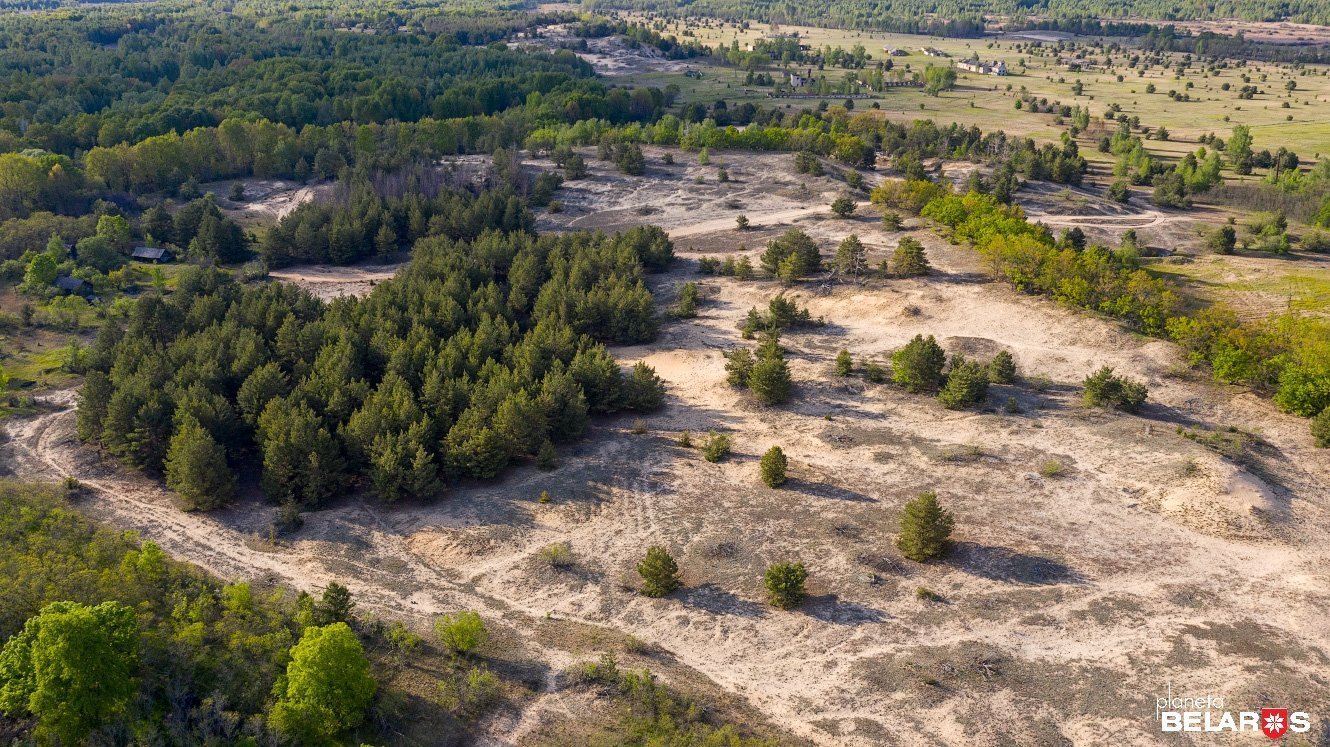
[201,178,335,226]
[5,151,1330,746]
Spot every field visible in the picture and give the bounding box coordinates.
[7,142,1330,745]
[532,8,1330,161]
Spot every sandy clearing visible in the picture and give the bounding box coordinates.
[268,263,405,300]
[8,153,1330,744]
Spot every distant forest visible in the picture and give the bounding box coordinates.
[587,0,1330,33]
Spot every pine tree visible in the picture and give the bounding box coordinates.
[622,362,667,411]
[637,546,681,597]
[938,355,990,409]
[831,194,858,217]
[165,416,236,511]
[834,349,853,376]
[764,562,808,609]
[834,234,867,279]
[760,446,788,487]
[891,334,946,393]
[892,236,930,277]
[1312,407,1330,448]
[748,354,792,405]
[724,348,756,388]
[988,350,1017,384]
[897,491,954,562]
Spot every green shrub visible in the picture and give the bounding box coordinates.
[637,546,681,597]
[896,491,954,562]
[724,348,755,387]
[1312,408,1330,448]
[914,586,943,602]
[763,562,808,609]
[539,542,574,569]
[702,432,731,462]
[760,446,788,487]
[1082,366,1148,412]
[834,349,853,376]
[536,440,558,471]
[435,611,488,656]
[1038,460,1064,477]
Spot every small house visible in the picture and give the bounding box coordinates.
[54,275,92,297]
[131,246,174,263]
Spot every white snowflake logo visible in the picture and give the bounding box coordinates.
[1264,712,1285,733]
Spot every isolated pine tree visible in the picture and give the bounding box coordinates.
[834,349,853,377]
[764,562,808,609]
[637,546,681,598]
[897,491,954,562]
[760,446,788,487]
[988,350,1017,384]
[892,237,930,277]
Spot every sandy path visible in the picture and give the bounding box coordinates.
[667,201,874,239]
[1024,208,1183,229]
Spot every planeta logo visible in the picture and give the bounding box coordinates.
[1154,683,1311,737]
[1260,708,1288,739]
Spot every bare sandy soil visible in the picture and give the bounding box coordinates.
[534,147,881,242]
[514,25,694,76]
[268,263,404,300]
[5,154,1330,746]
[201,178,334,226]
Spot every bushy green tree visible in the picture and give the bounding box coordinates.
[725,348,756,387]
[891,334,946,393]
[270,623,376,743]
[892,237,930,277]
[701,431,731,463]
[165,415,236,511]
[760,446,788,487]
[748,338,792,405]
[637,546,681,597]
[938,355,990,409]
[0,601,139,745]
[988,350,1016,384]
[763,562,808,609]
[314,582,354,626]
[22,252,57,290]
[834,234,867,279]
[831,196,857,218]
[435,611,488,656]
[759,228,821,279]
[897,491,954,562]
[1083,366,1148,412]
[834,349,853,376]
[622,362,667,411]
[1312,407,1330,448]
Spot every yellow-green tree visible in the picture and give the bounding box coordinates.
[270,623,376,743]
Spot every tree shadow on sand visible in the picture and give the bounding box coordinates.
[678,583,768,619]
[802,594,890,625]
[946,542,1084,585]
